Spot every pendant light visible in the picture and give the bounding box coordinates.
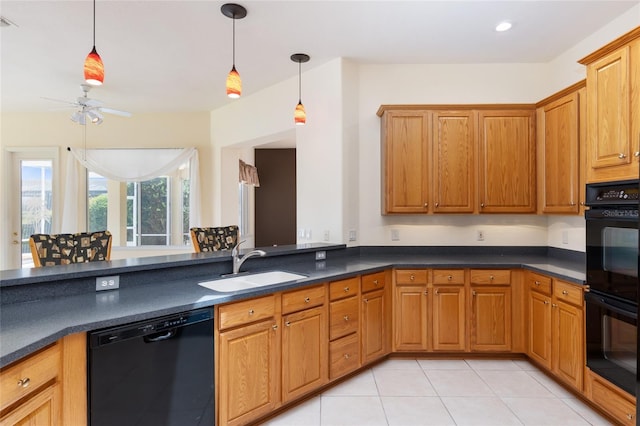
[291,53,310,125]
[221,4,247,99]
[84,0,104,86]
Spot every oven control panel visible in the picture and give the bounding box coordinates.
[586,179,640,206]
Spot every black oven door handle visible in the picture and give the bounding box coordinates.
[585,292,638,319]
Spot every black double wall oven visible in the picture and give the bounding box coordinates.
[585,180,638,396]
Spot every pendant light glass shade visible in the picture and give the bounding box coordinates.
[221,4,247,99]
[226,66,241,98]
[291,53,310,126]
[294,101,306,125]
[84,47,104,86]
[84,0,103,86]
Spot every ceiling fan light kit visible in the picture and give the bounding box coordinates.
[84,0,104,85]
[221,3,247,99]
[291,53,310,126]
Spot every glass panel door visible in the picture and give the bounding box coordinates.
[20,160,53,268]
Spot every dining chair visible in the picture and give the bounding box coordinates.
[190,226,239,253]
[29,230,112,267]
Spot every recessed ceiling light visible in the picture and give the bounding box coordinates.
[495,21,512,32]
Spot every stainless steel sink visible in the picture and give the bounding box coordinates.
[198,270,307,293]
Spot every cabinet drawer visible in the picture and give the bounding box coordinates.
[362,272,386,293]
[282,284,325,314]
[470,269,511,285]
[553,280,583,307]
[329,333,360,380]
[219,295,276,330]
[395,269,428,285]
[329,296,359,340]
[528,272,552,295]
[0,343,60,411]
[589,370,636,425]
[433,269,465,285]
[329,277,360,301]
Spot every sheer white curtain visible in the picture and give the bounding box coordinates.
[61,148,200,233]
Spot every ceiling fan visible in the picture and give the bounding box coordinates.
[43,84,132,125]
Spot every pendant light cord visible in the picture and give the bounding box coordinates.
[232,15,236,67]
[298,61,302,103]
[92,0,96,47]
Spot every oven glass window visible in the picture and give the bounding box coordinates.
[603,314,637,375]
[602,227,638,278]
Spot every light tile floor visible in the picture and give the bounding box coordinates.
[261,358,614,426]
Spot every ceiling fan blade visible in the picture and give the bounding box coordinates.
[84,98,103,107]
[99,107,132,118]
[41,96,77,106]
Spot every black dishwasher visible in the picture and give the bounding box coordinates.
[88,308,214,426]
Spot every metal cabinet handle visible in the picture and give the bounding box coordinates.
[304,297,310,303]
[17,378,30,388]
[435,289,439,295]
[627,413,634,420]
[248,309,254,315]
[635,152,640,158]
[344,353,351,360]
[343,315,350,322]
[619,153,627,159]
[424,203,428,208]
[373,280,379,286]
[543,300,549,305]
[562,290,569,295]
[410,275,415,281]
[570,202,576,206]
[364,298,369,303]
[344,287,350,293]
[552,303,558,308]
[472,290,477,296]
[447,275,452,281]
[285,321,291,327]
[435,202,439,207]
[424,290,428,295]
[489,275,494,280]
[534,281,540,286]
[272,324,278,330]
[480,203,485,208]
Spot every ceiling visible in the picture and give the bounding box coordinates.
[1,1,638,114]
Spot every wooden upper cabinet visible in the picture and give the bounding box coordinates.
[477,109,536,213]
[432,111,475,213]
[537,84,584,214]
[579,27,640,182]
[381,110,430,213]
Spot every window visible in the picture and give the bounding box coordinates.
[87,164,190,246]
[21,160,53,266]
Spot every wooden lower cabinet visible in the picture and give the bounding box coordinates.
[0,383,61,426]
[218,318,280,426]
[394,283,429,351]
[586,368,637,425]
[282,306,327,402]
[527,272,584,392]
[432,285,466,351]
[361,271,389,364]
[470,286,512,351]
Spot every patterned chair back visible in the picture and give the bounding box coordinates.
[29,231,112,267]
[190,226,239,253]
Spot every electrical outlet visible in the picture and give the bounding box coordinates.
[391,229,400,241]
[315,251,326,260]
[562,230,569,244]
[323,230,330,241]
[348,230,357,241]
[96,275,120,291]
[477,230,485,241]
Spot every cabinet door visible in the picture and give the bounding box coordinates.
[470,286,511,351]
[477,110,536,213]
[586,46,634,181]
[361,289,386,364]
[282,306,328,402]
[552,299,584,391]
[382,111,430,213]
[528,291,552,369]
[432,286,466,351]
[394,285,428,351]
[218,319,280,426]
[0,383,61,426]
[540,92,580,213]
[432,111,475,213]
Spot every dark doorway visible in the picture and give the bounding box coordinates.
[255,149,296,247]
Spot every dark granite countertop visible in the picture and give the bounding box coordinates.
[0,245,585,368]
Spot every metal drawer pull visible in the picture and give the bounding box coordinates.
[344,287,350,293]
[344,353,350,359]
[489,275,494,280]
[410,275,415,281]
[562,290,568,295]
[552,303,558,308]
[364,298,369,303]
[343,315,349,321]
[435,289,439,295]
[472,290,477,296]
[424,290,428,295]
[272,324,278,330]
[619,153,627,159]
[17,378,30,388]
[373,280,379,286]
[627,413,634,420]
[285,321,291,327]
[534,281,540,286]
[447,275,452,280]
[304,297,310,303]
[635,152,640,158]
[543,300,549,305]
[248,309,254,315]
